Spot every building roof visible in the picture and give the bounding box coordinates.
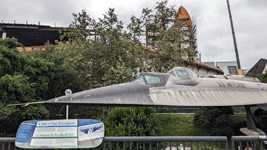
[0,23,68,46]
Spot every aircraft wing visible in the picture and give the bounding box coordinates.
[7,101,45,107]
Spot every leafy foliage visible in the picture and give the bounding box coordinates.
[58,8,141,89]
[194,107,234,137]
[254,108,267,134]
[0,74,35,104]
[23,42,86,120]
[20,105,49,120]
[58,2,196,88]
[256,73,267,133]
[136,1,197,72]
[24,42,83,98]
[0,38,51,135]
[103,107,162,149]
[0,3,199,136]
[259,70,267,83]
[102,56,133,86]
[105,107,162,136]
[156,113,208,136]
[0,37,23,49]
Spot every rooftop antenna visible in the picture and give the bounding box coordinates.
[226,0,242,75]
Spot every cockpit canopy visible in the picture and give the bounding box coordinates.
[133,72,170,86]
[167,67,200,85]
[133,67,200,86]
[169,69,189,77]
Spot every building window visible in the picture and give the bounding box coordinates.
[228,66,238,75]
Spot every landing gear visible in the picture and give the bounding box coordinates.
[240,106,266,136]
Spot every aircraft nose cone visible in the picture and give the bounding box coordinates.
[47,83,154,106]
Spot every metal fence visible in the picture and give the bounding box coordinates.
[103,136,228,150]
[0,136,228,150]
[231,136,267,150]
[5,136,267,150]
[0,138,16,150]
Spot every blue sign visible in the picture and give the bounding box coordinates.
[15,119,104,149]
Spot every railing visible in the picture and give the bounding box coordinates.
[0,136,228,150]
[103,136,228,150]
[231,136,267,150]
[0,138,16,150]
[4,135,267,150]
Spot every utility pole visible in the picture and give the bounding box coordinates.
[226,0,242,75]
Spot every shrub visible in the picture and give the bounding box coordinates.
[193,107,234,137]
[104,107,162,136]
[104,107,162,149]
[254,108,267,134]
[254,108,264,117]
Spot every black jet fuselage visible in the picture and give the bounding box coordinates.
[44,67,267,107]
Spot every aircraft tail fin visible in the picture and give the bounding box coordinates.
[244,58,267,77]
[7,101,45,107]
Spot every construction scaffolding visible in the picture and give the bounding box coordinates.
[191,16,198,53]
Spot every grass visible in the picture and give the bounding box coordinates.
[154,113,248,149]
[235,113,246,120]
[155,113,209,136]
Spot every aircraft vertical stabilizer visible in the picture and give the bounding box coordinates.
[245,58,267,77]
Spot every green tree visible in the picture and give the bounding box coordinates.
[24,43,81,97]
[194,107,234,137]
[254,108,267,134]
[259,70,267,83]
[58,8,145,89]
[55,8,144,119]
[23,42,85,119]
[138,1,197,72]
[102,56,133,86]
[0,38,51,135]
[255,69,267,133]
[0,37,23,49]
[0,74,35,105]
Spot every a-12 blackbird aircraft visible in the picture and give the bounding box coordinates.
[8,58,267,136]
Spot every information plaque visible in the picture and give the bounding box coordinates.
[15,119,104,149]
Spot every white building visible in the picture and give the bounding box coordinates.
[204,61,238,75]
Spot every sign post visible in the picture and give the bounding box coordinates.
[65,89,72,120]
[66,105,69,119]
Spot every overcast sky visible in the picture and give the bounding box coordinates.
[1,0,266,69]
